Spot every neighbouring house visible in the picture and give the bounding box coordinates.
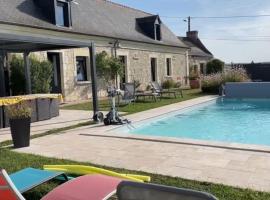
[178,31,213,76]
[225,62,270,82]
[0,0,190,102]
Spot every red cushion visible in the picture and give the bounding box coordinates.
[0,176,7,186]
[0,190,18,200]
[41,175,122,200]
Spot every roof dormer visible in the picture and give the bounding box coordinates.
[136,15,162,41]
[35,0,72,28]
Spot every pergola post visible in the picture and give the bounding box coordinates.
[89,43,99,120]
[0,51,6,97]
[23,52,32,94]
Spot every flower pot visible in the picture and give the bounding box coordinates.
[27,99,37,123]
[36,98,50,121]
[10,118,31,148]
[0,106,3,128]
[190,79,200,89]
[3,105,10,128]
[49,98,60,118]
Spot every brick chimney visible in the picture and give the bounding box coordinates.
[186,31,199,41]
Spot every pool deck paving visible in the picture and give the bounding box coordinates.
[14,96,270,192]
[0,110,92,143]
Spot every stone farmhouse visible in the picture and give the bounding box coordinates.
[0,0,207,101]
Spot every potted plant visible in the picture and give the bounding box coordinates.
[6,102,32,148]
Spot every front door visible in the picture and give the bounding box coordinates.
[151,58,157,82]
[47,53,62,93]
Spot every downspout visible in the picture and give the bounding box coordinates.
[186,50,190,86]
[112,40,120,88]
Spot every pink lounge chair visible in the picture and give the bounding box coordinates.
[41,174,122,200]
[0,169,122,200]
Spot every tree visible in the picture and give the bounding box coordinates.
[206,59,224,74]
[96,51,124,85]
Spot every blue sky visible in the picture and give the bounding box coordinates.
[111,0,270,63]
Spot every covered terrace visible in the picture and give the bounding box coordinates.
[0,31,100,120]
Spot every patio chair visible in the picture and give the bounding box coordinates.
[116,181,218,200]
[151,82,182,98]
[0,169,26,200]
[1,169,122,200]
[41,174,122,200]
[8,168,68,194]
[120,82,136,105]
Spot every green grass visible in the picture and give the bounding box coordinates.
[62,89,205,114]
[1,148,270,200]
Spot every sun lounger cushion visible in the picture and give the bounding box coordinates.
[10,168,67,193]
[41,175,122,200]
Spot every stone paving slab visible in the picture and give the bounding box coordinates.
[0,110,91,142]
[14,96,270,192]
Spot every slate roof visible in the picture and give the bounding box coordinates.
[178,36,213,58]
[0,0,187,48]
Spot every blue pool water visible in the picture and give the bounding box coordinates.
[129,98,270,146]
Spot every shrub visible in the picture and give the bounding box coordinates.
[10,55,25,95]
[201,68,250,94]
[223,67,250,83]
[201,73,223,93]
[206,59,224,74]
[162,79,176,89]
[6,102,32,119]
[30,56,53,94]
[9,55,53,95]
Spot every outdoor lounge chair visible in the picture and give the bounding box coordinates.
[41,174,122,200]
[0,169,26,200]
[3,168,68,194]
[116,181,218,200]
[151,82,183,98]
[0,168,67,200]
[120,83,136,105]
[1,170,122,200]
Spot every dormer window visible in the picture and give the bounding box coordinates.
[154,20,161,41]
[136,15,162,41]
[55,0,71,27]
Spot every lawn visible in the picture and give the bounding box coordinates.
[1,148,270,200]
[62,89,205,114]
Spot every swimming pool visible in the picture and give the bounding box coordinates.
[127,98,270,146]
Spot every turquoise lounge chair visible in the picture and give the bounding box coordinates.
[9,168,68,193]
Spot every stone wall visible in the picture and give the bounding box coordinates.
[60,42,189,101]
[189,56,212,76]
[29,42,189,102]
